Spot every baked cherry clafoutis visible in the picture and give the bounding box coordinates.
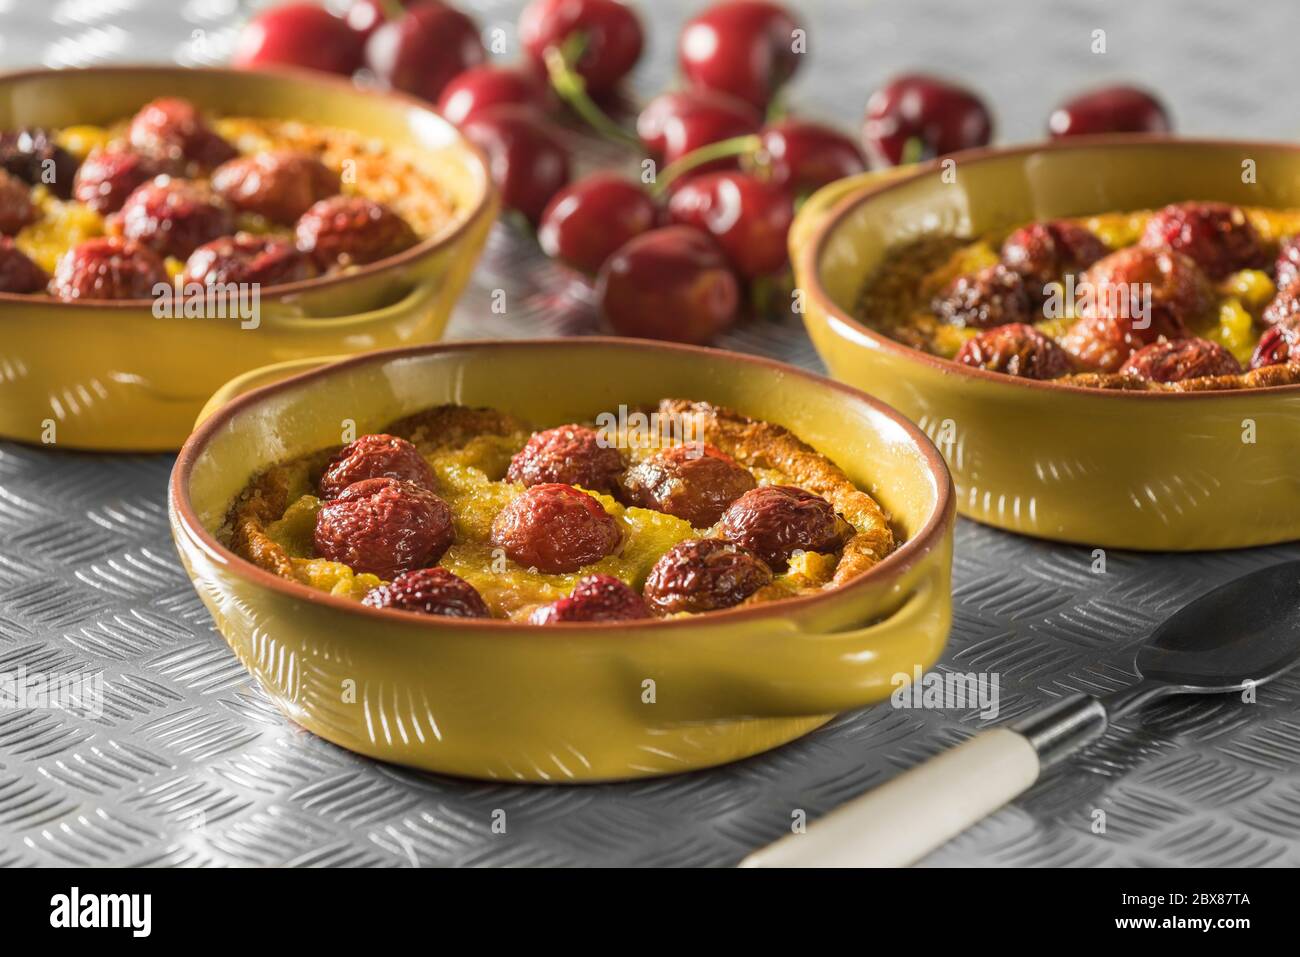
[222,400,896,623]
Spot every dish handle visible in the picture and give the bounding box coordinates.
[194,355,344,428]
[788,167,921,258]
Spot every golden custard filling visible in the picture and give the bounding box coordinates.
[856,203,1300,391]
[222,401,896,623]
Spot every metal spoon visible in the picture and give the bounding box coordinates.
[742,558,1300,868]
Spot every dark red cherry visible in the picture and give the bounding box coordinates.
[666,171,793,278]
[364,1,486,103]
[755,119,866,194]
[538,173,657,275]
[233,3,364,75]
[597,226,740,344]
[862,73,992,167]
[519,0,644,96]
[678,1,802,110]
[1048,85,1171,138]
[436,64,552,126]
[460,104,571,224]
[637,89,762,169]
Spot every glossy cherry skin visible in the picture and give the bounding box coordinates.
[436,64,552,126]
[460,105,571,224]
[862,73,992,167]
[756,120,866,194]
[233,3,364,75]
[666,171,793,278]
[365,1,486,103]
[597,226,741,344]
[637,89,762,168]
[1048,85,1171,138]
[538,173,657,274]
[519,0,644,96]
[678,1,802,110]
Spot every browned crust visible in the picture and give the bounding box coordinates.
[1062,361,1300,391]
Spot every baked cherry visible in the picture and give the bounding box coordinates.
[1048,85,1171,138]
[118,178,235,261]
[619,443,756,528]
[1120,337,1241,382]
[718,485,852,570]
[233,2,365,75]
[0,128,79,199]
[932,264,1033,329]
[507,423,626,493]
[954,323,1073,380]
[1251,316,1300,369]
[1000,220,1108,291]
[73,148,168,215]
[519,0,644,96]
[0,169,36,235]
[127,98,237,169]
[863,73,992,167]
[436,64,552,126]
[295,195,418,268]
[1062,246,1208,371]
[665,171,793,278]
[365,1,486,103]
[678,1,802,110]
[313,477,454,580]
[182,234,316,288]
[1138,201,1263,281]
[50,237,168,302]
[1262,281,1300,328]
[529,574,651,624]
[596,226,741,344]
[637,89,762,168]
[1274,236,1300,291]
[211,150,341,226]
[755,120,867,194]
[362,567,490,618]
[460,105,571,224]
[319,433,437,499]
[538,173,657,275]
[491,483,621,574]
[642,538,772,616]
[0,237,48,294]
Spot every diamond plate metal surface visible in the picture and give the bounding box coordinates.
[2,0,1300,867]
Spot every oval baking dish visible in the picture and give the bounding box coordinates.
[169,339,954,782]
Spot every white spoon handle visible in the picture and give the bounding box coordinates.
[740,729,1041,868]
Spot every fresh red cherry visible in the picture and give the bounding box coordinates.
[597,225,740,344]
[862,73,993,167]
[637,89,762,170]
[365,1,486,103]
[755,120,866,194]
[538,173,657,275]
[437,65,552,126]
[678,1,802,110]
[519,0,644,96]
[460,104,571,224]
[1048,85,1171,138]
[233,3,364,75]
[666,171,793,279]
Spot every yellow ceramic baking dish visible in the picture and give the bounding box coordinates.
[169,339,954,782]
[0,65,497,452]
[793,139,1300,551]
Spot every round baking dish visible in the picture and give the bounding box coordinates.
[169,339,954,782]
[0,65,497,451]
[793,138,1300,551]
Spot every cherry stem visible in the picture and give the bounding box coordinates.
[652,134,762,197]
[900,136,925,166]
[542,44,641,150]
[377,0,405,19]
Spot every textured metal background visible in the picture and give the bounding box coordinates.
[2,0,1300,867]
